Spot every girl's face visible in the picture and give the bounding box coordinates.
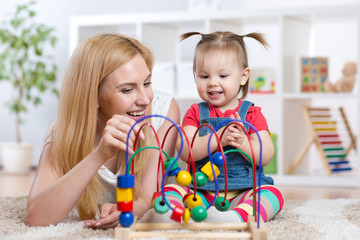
[194,50,249,112]
[98,54,153,122]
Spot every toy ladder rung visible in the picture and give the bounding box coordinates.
[328,160,350,165]
[331,167,352,172]
[318,134,339,138]
[324,147,345,151]
[326,154,346,158]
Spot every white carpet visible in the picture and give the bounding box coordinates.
[1,195,360,240]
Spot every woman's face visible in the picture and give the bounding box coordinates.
[98,54,153,122]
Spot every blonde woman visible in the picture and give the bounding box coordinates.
[25,34,180,229]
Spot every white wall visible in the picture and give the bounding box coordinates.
[0,0,357,166]
[0,0,188,166]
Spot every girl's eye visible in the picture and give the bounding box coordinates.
[220,74,228,78]
[144,81,152,87]
[199,75,208,79]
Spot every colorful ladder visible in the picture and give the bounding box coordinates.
[287,106,356,175]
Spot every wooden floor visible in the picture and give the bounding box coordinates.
[1,169,360,200]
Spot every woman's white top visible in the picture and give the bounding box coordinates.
[97,90,173,203]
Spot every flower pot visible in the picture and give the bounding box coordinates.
[0,142,33,174]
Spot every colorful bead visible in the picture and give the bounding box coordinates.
[191,206,207,222]
[117,174,134,188]
[116,188,133,202]
[164,158,178,172]
[152,192,162,207]
[168,167,181,176]
[201,161,220,181]
[193,171,207,187]
[119,212,134,228]
[183,193,192,203]
[176,170,192,187]
[215,196,230,211]
[117,201,133,212]
[185,194,202,210]
[170,205,184,223]
[153,197,170,214]
[212,152,227,167]
[182,208,191,224]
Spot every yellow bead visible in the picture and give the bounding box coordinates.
[185,194,202,210]
[116,188,133,202]
[176,170,192,187]
[200,161,220,181]
[183,208,191,224]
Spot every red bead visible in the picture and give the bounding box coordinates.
[170,205,184,223]
[152,192,162,207]
[117,201,133,212]
[183,193,192,203]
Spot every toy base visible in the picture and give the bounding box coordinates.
[115,216,266,240]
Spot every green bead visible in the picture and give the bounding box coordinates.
[164,158,179,172]
[191,206,207,222]
[215,196,230,211]
[193,171,207,187]
[153,197,169,214]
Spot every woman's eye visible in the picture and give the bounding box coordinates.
[121,88,133,94]
[144,81,152,87]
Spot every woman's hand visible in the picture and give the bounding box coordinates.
[95,115,145,163]
[84,203,120,229]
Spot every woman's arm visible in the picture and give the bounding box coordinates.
[25,144,105,226]
[83,98,180,229]
[25,115,144,227]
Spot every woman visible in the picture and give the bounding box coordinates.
[25,33,180,229]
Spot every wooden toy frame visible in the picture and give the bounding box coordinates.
[115,216,266,240]
[114,115,267,240]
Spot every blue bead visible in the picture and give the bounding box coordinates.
[168,167,181,176]
[212,152,227,167]
[117,174,134,188]
[119,212,134,228]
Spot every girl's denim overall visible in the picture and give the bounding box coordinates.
[191,101,274,191]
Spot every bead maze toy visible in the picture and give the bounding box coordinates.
[287,106,356,175]
[114,115,267,240]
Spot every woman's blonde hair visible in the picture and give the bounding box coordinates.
[180,31,269,99]
[50,34,154,220]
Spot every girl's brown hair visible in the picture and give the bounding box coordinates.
[50,33,153,220]
[180,31,269,99]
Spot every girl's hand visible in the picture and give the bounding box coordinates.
[220,112,246,149]
[95,115,145,163]
[84,203,120,229]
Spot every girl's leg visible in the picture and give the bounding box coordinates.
[230,185,284,222]
[206,185,284,223]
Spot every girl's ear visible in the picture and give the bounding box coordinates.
[240,67,250,85]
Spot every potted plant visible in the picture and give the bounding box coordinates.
[0,1,58,173]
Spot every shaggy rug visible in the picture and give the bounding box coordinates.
[1,195,360,240]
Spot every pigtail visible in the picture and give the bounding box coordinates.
[242,32,269,50]
[180,32,201,41]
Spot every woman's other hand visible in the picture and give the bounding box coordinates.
[84,203,120,229]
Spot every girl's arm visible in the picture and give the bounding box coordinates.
[177,125,225,162]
